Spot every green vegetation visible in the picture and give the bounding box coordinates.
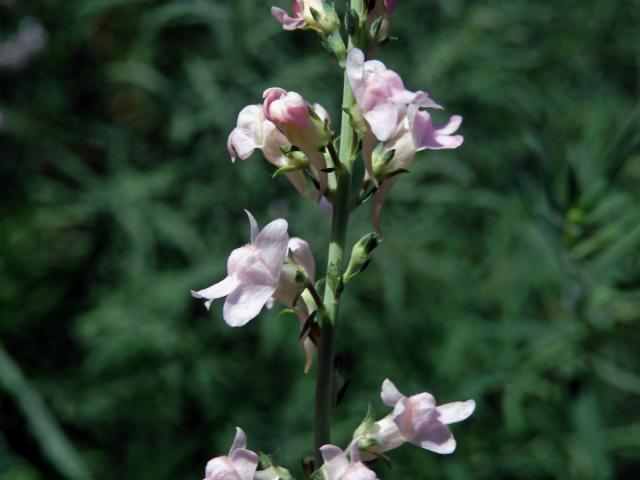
[1,0,639,478]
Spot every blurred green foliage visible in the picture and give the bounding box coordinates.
[1,0,640,478]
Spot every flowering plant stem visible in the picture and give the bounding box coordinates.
[314,29,357,465]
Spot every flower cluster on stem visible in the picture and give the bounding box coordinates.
[193,1,474,478]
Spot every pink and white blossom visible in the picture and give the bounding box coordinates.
[203,427,258,480]
[367,105,463,230]
[191,210,290,327]
[346,48,441,142]
[227,104,311,197]
[271,0,330,32]
[320,444,379,480]
[191,211,318,371]
[364,379,475,456]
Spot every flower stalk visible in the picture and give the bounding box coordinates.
[314,2,360,464]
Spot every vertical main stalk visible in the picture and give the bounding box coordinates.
[313,5,358,463]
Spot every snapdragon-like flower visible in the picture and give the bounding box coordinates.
[320,444,379,480]
[263,87,331,196]
[227,104,312,197]
[368,105,463,230]
[203,427,258,480]
[191,211,289,327]
[347,48,441,142]
[271,0,336,32]
[191,211,318,371]
[361,379,475,456]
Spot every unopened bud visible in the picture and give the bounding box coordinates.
[343,104,368,137]
[317,3,340,34]
[343,232,382,283]
[345,8,359,35]
[371,142,396,177]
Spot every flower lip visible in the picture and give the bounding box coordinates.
[191,211,289,327]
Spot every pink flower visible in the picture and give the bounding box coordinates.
[367,105,463,230]
[271,0,331,32]
[191,210,289,327]
[227,104,311,197]
[365,379,475,455]
[191,211,318,371]
[346,48,441,142]
[320,444,379,480]
[263,87,331,196]
[203,427,258,480]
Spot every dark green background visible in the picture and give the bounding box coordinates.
[1,0,639,478]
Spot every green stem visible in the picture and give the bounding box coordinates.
[313,19,358,466]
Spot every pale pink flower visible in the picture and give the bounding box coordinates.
[367,105,463,230]
[227,104,311,197]
[320,444,379,480]
[346,48,441,142]
[203,427,258,480]
[271,0,327,31]
[263,87,331,196]
[191,211,318,371]
[191,211,290,327]
[365,379,475,456]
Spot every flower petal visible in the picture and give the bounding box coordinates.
[230,448,259,480]
[205,457,235,479]
[346,48,366,105]
[343,463,379,480]
[415,422,456,454]
[227,246,275,285]
[410,108,463,151]
[271,6,307,30]
[228,105,274,161]
[223,283,276,327]
[253,218,289,278]
[320,445,349,480]
[244,210,259,243]
[436,400,476,424]
[229,426,247,453]
[365,103,400,142]
[380,378,405,406]
[288,237,315,280]
[436,115,463,135]
[191,275,240,310]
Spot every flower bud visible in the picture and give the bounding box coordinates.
[343,232,382,283]
[264,88,331,152]
[263,88,331,197]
